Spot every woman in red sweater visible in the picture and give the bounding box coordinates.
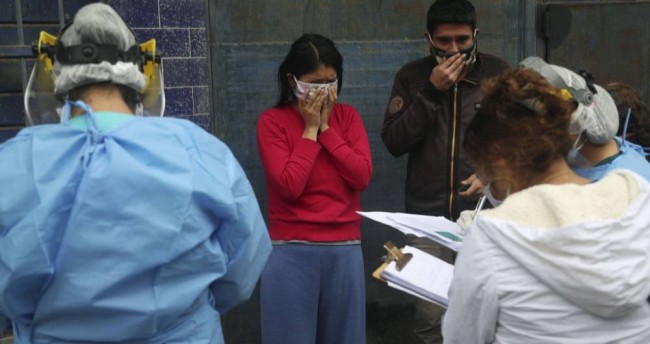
[257,34,372,344]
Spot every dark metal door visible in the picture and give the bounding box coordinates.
[541,0,650,104]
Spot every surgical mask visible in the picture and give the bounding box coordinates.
[292,75,337,99]
[566,134,591,168]
[482,183,503,208]
[567,149,591,168]
[426,31,478,66]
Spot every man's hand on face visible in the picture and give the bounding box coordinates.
[429,53,466,92]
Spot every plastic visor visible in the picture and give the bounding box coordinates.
[25,32,165,125]
[25,31,59,125]
[139,39,165,117]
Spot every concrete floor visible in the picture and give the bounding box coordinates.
[1,301,419,344]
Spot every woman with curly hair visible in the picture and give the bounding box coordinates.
[443,67,650,343]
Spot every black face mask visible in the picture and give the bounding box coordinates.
[430,40,478,65]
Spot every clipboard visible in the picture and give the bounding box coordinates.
[372,241,452,308]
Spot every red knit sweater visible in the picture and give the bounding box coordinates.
[256,103,372,242]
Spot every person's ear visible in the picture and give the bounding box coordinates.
[287,73,296,88]
[473,28,480,38]
[424,32,434,49]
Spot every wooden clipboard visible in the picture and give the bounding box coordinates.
[372,242,450,309]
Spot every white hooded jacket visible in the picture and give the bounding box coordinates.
[443,170,650,344]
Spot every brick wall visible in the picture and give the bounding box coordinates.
[0,0,210,143]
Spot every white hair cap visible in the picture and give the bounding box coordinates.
[546,65,618,144]
[53,3,147,96]
[519,56,618,145]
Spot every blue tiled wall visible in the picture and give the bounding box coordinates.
[0,0,78,140]
[113,0,210,130]
[0,0,210,143]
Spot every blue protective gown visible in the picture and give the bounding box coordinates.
[574,137,650,182]
[0,111,271,343]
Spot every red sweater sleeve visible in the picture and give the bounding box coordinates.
[257,111,321,201]
[318,106,373,191]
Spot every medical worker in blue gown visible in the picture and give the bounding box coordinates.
[520,57,650,182]
[0,3,271,343]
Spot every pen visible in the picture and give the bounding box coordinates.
[474,195,487,218]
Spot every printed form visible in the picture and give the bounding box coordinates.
[381,245,454,308]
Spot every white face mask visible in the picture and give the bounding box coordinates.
[426,30,479,66]
[483,183,505,208]
[567,133,591,168]
[567,149,591,168]
[292,75,337,98]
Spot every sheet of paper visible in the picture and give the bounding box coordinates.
[381,245,454,308]
[387,213,462,235]
[387,281,441,305]
[387,213,463,251]
[358,211,463,251]
[357,211,420,236]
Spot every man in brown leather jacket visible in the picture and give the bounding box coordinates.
[381,0,508,343]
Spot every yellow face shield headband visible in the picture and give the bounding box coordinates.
[514,88,575,114]
[25,30,165,125]
[33,31,161,87]
[556,88,574,101]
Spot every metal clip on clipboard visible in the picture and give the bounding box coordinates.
[382,241,413,272]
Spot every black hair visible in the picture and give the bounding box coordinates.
[605,82,650,150]
[426,0,477,35]
[67,82,142,113]
[275,34,343,108]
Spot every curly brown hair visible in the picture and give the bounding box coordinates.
[464,68,575,187]
[605,82,650,148]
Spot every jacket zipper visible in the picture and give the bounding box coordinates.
[448,84,459,219]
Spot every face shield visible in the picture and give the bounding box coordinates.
[139,39,165,117]
[25,29,165,125]
[25,31,60,125]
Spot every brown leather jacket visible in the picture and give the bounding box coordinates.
[382,52,509,220]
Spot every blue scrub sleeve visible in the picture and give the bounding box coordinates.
[189,128,272,314]
[0,134,54,328]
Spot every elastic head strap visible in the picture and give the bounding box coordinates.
[53,20,146,70]
[578,69,598,94]
[55,42,142,66]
